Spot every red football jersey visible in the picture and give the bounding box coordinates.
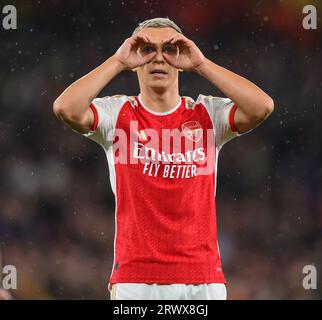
[83,94,240,289]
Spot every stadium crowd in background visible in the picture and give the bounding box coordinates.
[0,0,321,299]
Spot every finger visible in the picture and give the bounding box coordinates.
[163,52,179,68]
[162,37,175,44]
[143,34,153,43]
[169,34,186,43]
[133,33,152,44]
[162,36,184,54]
[163,33,186,42]
[132,35,153,52]
[142,52,157,64]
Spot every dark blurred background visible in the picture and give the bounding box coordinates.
[0,0,321,299]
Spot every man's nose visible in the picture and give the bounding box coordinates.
[152,48,164,63]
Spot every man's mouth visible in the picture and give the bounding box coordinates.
[150,69,168,75]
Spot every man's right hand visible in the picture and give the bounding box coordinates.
[114,32,156,70]
[54,33,157,135]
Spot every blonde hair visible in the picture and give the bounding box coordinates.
[132,17,183,35]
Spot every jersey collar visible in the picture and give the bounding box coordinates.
[137,94,182,116]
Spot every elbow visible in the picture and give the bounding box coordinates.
[255,96,274,121]
[53,98,76,121]
[264,97,274,117]
[53,99,85,127]
[243,97,274,125]
[53,99,65,118]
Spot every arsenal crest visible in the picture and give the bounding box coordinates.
[181,121,203,142]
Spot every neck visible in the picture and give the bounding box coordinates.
[139,86,180,114]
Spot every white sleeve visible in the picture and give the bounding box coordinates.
[82,95,127,148]
[197,94,242,149]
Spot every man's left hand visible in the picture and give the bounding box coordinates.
[162,34,206,72]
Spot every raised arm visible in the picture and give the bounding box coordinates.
[53,33,156,134]
[194,60,274,133]
[162,34,274,133]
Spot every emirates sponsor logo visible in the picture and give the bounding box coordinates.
[132,143,207,179]
[111,120,216,176]
[181,121,203,142]
[133,142,205,164]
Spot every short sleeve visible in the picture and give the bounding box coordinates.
[82,95,128,148]
[197,94,243,149]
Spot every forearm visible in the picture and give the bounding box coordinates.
[53,55,124,120]
[195,58,274,119]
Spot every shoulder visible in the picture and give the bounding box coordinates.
[182,95,232,113]
[92,94,135,109]
[195,94,231,107]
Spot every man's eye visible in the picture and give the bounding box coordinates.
[142,46,154,53]
[163,44,177,54]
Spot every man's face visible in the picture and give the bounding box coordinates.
[134,27,180,92]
